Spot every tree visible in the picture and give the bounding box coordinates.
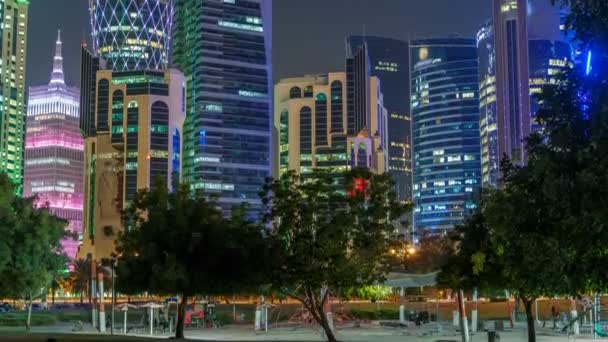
[68,258,91,303]
[260,169,407,342]
[115,179,269,339]
[394,231,453,274]
[0,175,69,329]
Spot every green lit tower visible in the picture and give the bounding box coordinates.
[0,0,29,193]
[172,0,272,214]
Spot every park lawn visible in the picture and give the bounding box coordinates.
[0,309,148,327]
[0,332,161,341]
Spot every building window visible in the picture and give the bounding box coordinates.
[289,86,301,99]
[150,101,169,187]
[330,80,343,133]
[303,86,313,98]
[315,93,328,146]
[300,107,312,161]
[96,79,109,131]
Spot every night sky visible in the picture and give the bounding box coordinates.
[272,0,492,83]
[27,0,492,88]
[27,0,89,89]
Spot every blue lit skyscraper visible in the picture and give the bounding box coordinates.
[172,0,272,214]
[478,0,572,186]
[410,39,482,233]
[346,36,412,203]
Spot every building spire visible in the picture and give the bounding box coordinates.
[50,29,65,86]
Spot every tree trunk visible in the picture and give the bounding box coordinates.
[522,295,536,342]
[26,296,33,331]
[52,283,56,305]
[175,293,188,339]
[318,306,337,342]
[80,290,84,304]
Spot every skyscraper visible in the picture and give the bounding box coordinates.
[492,0,531,170]
[346,36,412,203]
[79,44,105,139]
[479,0,572,186]
[89,0,173,72]
[172,0,272,214]
[477,21,499,186]
[24,31,83,260]
[0,0,29,193]
[78,69,185,261]
[274,72,388,179]
[410,38,482,233]
[78,0,185,261]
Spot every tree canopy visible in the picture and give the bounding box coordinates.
[115,179,269,338]
[0,174,69,329]
[439,2,608,341]
[260,169,407,342]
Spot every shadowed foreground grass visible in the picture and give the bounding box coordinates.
[0,333,166,341]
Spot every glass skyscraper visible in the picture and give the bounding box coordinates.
[410,39,482,233]
[346,36,412,203]
[24,32,83,259]
[479,0,572,186]
[89,0,173,71]
[172,0,272,214]
[0,0,29,193]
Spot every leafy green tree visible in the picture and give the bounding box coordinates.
[115,179,269,339]
[260,169,406,342]
[0,175,68,329]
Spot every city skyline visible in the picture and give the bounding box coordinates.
[27,0,492,88]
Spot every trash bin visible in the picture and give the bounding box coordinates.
[487,331,496,342]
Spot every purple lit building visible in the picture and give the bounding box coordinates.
[24,31,83,260]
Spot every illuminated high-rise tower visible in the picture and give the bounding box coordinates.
[479,0,571,186]
[89,0,173,71]
[172,0,272,214]
[24,31,83,259]
[0,0,29,193]
[410,38,482,232]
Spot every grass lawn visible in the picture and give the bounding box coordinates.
[0,298,589,329]
[0,332,166,341]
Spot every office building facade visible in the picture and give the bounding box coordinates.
[346,36,412,203]
[79,44,105,139]
[492,0,531,171]
[274,72,388,179]
[90,0,173,72]
[172,0,272,214]
[78,69,185,261]
[0,0,29,193]
[24,32,83,259]
[410,38,482,232]
[479,0,572,186]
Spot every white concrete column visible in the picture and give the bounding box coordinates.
[98,271,106,333]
